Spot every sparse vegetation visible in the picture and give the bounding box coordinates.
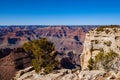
[98,25,120,29]
[87,57,95,70]
[91,40,99,44]
[96,25,120,32]
[96,27,104,32]
[23,38,59,74]
[105,29,110,34]
[87,50,120,71]
[94,40,98,44]
[113,28,117,32]
[104,41,112,46]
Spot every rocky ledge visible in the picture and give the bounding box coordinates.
[13,66,120,80]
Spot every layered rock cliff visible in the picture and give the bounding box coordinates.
[0,25,97,54]
[0,26,95,55]
[81,27,120,70]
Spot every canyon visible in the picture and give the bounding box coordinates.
[0,25,96,80]
[1,25,120,80]
[13,26,120,80]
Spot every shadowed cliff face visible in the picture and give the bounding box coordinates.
[0,48,31,80]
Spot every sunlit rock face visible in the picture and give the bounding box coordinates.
[81,27,120,70]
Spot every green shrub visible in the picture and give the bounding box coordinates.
[113,28,117,32]
[105,29,110,34]
[96,27,104,32]
[104,41,112,46]
[91,40,98,44]
[104,50,119,62]
[99,48,104,52]
[87,50,119,71]
[95,52,104,62]
[94,40,98,44]
[96,25,120,32]
[32,59,41,73]
[44,64,54,74]
[87,58,95,70]
[23,38,59,74]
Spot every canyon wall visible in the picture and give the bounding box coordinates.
[81,27,120,70]
[0,26,95,79]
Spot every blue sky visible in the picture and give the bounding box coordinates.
[0,0,120,25]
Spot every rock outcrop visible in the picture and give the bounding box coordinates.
[81,27,120,70]
[13,66,120,80]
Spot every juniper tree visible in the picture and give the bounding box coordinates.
[23,38,59,73]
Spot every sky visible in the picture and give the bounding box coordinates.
[0,0,120,25]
